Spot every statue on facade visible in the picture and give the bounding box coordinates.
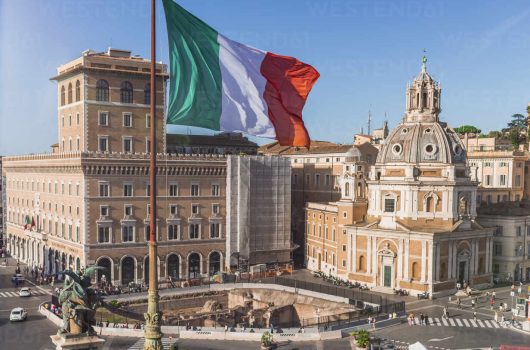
[57,266,103,335]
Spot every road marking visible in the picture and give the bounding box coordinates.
[434,317,442,326]
[489,320,500,328]
[441,317,449,326]
[448,318,456,326]
[455,318,463,326]
[0,292,8,297]
[477,320,486,328]
[462,319,470,327]
[470,319,478,327]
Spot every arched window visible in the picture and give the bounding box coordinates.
[412,262,419,279]
[67,83,73,104]
[96,80,109,102]
[75,80,81,102]
[121,257,135,285]
[344,182,350,197]
[188,253,201,279]
[144,83,150,105]
[167,254,180,280]
[97,257,112,283]
[209,252,221,276]
[426,196,433,212]
[60,86,66,106]
[120,81,133,103]
[358,255,365,272]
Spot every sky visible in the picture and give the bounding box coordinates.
[1,0,530,156]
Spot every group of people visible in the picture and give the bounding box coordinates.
[49,304,63,317]
[99,320,144,329]
[407,312,430,325]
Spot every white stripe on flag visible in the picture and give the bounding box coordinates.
[217,34,276,139]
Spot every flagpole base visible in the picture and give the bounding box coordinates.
[143,291,163,350]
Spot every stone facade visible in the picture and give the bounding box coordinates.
[2,49,292,286]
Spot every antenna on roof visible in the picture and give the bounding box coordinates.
[367,108,372,135]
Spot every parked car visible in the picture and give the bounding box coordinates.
[9,307,28,322]
[11,274,25,283]
[19,287,31,297]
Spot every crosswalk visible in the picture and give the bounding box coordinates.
[412,316,511,329]
[128,338,176,350]
[0,290,48,298]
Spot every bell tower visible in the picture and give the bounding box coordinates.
[404,56,442,123]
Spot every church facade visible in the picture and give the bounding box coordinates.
[306,58,494,296]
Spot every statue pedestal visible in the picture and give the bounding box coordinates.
[50,334,105,350]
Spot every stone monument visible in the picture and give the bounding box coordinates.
[50,267,105,350]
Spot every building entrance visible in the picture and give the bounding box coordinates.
[383,266,392,287]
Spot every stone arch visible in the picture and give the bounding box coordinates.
[423,191,439,213]
[187,252,202,279]
[96,256,113,283]
[166,253,181,280]
[358,255,366,272]
[120,256,137,286]
[208,251,222,276]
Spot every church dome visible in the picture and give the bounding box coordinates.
[376,121,466,165]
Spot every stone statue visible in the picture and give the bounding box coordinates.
[57,266,103,335]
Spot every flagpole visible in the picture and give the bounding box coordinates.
[144,0,163,348]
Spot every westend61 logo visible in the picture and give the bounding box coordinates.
[306,0,446,18]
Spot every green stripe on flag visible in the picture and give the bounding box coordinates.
[163,0,223,130]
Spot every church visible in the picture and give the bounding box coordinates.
[306,58,494,297]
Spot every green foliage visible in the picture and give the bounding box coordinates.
[507,113,527,130]
[510,129,522,148]
[453,125,481,134]
[487,130,502,138]
[109,299,121,308]
[261,331,274,347]
[351,329,370,348]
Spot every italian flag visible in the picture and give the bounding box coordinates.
[162,0,319,147]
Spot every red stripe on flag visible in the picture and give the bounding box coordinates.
[260,52,319,147]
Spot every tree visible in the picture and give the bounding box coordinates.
[507,113,527,131]
[453,125,481,135]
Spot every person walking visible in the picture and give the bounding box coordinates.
[420,313,425,326]
[371,317,376,330]
[424,314,429,325]
[457,298,462,309]
[473,311,477,322]
[492,291,496,301]
[471,298,476,309]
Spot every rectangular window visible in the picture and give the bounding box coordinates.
[500,175,506,186]
[191,184,200,196]
[315,174,320,185]
[342,244,347,252]
[305,175,310,184]
[145,225,151,241]
[384,198,395,212]
[146,184,151,196]
[98,136,109,152]
[325,175,330,185]
[169,184,178,197]
[122,226,134,242]
[98,226,110,243]
[210,223,220,238]
[123,183,133,197]
[99,111,109,126]
[146,114,151,128]
[76,113,80,125]
[146,139,151,153]
[168,224,179,240]
[124,205,133,216]
[123,137,133,153]
[100,206,109,217]
[76,227,80,242]
[169,205,178,215]
[485,175,491,186]
[189,224,200,239]
[211,184,220,196]
[123,113,132,127]
[192,204,200,215]
[99,183,109,197]
[516,226,522,236]
[212,204,220,215]
[342,260,346,268]
[515,175,521,187]
[493,244,502,256]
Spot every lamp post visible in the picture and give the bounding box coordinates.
[143,0,163,348]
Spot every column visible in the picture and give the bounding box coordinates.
[453,241,458,279]
[351,232,356,272]
[470,239,476,275]
[448,241,453,279]
[397,239,403,280]
[366,236,371,274]
[486,237,492,273]
[372,236,378,279]
[421,240,427,282]
[427,242,433,283]
[435,242,441,281]
[404,239,410,280]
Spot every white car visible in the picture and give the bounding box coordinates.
[19,287,31,297]
[9,307,28,322]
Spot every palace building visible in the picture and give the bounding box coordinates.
[307,58,494,296]
[2,48,291,286]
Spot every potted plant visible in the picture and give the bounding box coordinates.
[261,331,275,350]
[350,329,370,349]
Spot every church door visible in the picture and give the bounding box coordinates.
[384,266,392,287]
[458,261,466,284]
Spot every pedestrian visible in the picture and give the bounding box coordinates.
[489,297,494,310]
[420,313,425,326]
[501,314,505,325]
[494,311,499,324]
[473,312,477,322]
[424,314,429,325]
[224,324,228,333]
[371,317,376,330]
[511,315,515,325]
[492,291,496,301]
[457,298,462,309]
[471,298,476,309]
